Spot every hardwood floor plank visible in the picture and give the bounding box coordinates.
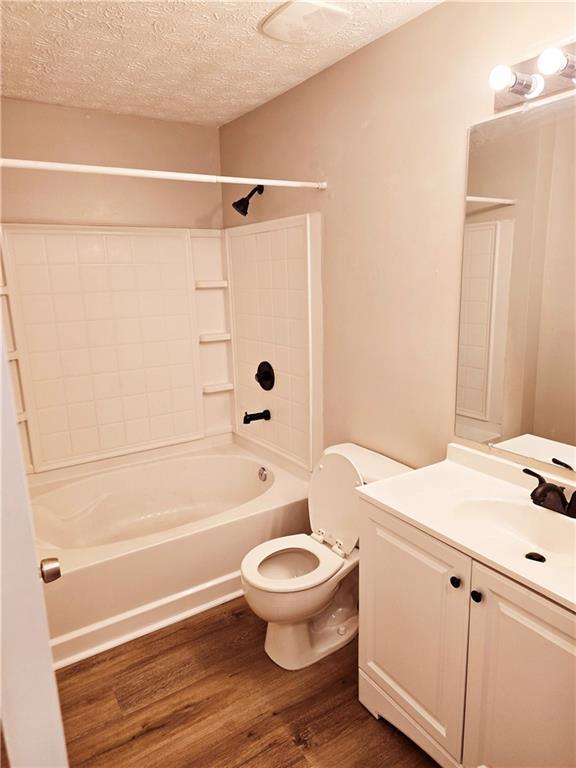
[64,676,232,766]
[140,712,299,768]
[304,714,436,768]
[59,692,122,744]
[113,604,265,714]
[56,598,437,768]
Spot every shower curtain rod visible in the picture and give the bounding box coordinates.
[0,158,327,190]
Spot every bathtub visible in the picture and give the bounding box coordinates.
[30,441,309,668]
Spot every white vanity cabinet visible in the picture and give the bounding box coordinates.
[464,562,576,768]
[358,504,471,760]
[358,498,576,768]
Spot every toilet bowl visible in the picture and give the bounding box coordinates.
[241,443,410,670]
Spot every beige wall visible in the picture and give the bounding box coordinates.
[220,2,573,468]
[1,98,223,228]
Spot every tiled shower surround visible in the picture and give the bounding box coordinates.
[2,226,228,470]
[1,216,318,473]
[227,217,314,468]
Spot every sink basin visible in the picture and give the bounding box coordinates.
[357,444,576,610]
[452,499,576,561]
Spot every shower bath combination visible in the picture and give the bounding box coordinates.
[1,209,322,668]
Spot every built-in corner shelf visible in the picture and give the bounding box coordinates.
[202,382,234,394]
[199,332,231,344]
[466,195,516,213]
[195,280,228,290]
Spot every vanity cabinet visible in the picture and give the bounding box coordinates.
[358,499,576,768]
[358,507,471,759]
[464,562,576,768]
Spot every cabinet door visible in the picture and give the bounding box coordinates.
[359,501,472,760]
[464,562,576,768]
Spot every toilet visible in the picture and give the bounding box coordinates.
[241,443,411,670]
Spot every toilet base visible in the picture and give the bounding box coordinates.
[264,574,358,670]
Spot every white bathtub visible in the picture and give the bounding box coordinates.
[30,441,309,668]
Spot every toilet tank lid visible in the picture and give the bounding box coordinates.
[324,443,411,484]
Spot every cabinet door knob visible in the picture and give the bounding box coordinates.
[450,576,461,589]
[471,590,483,603]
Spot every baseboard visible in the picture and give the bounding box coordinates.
[51,571,243,669]
[358,670,462,768]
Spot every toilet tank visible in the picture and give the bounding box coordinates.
[324,443,411,484]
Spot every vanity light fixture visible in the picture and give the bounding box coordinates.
[490,44,575,112]
[537,47,576,78]
[489,64,545,99]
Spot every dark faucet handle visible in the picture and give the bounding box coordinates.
[523,468,568,513]
[552,457,575,472]
[522,468,547,486]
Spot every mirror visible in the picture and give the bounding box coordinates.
[455,96,575,471]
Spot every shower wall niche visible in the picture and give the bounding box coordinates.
[1,225,233,471]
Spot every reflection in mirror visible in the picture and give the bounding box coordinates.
[455,96,575,470]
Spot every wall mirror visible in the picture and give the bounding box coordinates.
[455,95,575,471]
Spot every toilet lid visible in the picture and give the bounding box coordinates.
[308,453,363,555]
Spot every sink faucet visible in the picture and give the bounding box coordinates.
[523,468,576,519]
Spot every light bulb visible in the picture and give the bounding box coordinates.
[489,64,545,97]
[538,47,568,75]
[489,64,516,92]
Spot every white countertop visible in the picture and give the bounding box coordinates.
[495,433,576,469]
[358,444,576,612]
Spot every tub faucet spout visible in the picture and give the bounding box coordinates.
[243,410,271,425]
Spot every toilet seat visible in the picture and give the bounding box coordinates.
[241,534,343,593]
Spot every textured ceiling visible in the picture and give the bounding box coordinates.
[1,1,438,126]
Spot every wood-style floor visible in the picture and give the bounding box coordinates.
[57,598,437,768]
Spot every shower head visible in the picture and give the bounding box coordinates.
[232,185,264,216]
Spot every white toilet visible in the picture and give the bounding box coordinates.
[241,443,410,670]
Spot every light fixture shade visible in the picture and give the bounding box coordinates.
[262,0,351,44]
[489,64,516,92]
